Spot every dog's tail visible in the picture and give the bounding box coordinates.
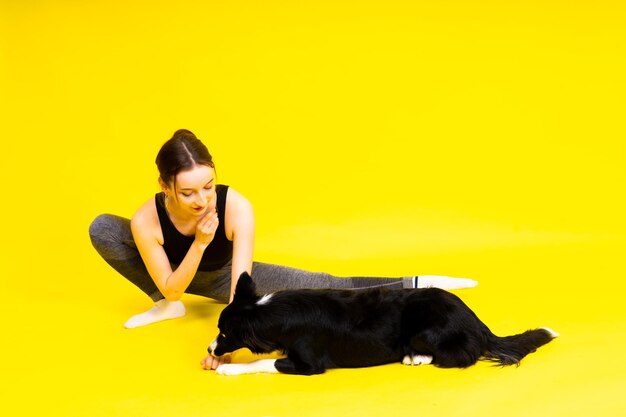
[483,327,558,366]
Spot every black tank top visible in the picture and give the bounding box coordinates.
[155,184,233,271]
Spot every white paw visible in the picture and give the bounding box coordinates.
[216,359,279,375]
[215,364,245,376]
[541,327,560,338]
[402,354,433,366]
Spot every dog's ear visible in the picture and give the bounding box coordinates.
[233,272,258,302]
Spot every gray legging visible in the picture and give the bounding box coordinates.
[89,214,414,304]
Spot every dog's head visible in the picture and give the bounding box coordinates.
[208,272,278,357]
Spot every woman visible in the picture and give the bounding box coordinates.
[89,129,477,369]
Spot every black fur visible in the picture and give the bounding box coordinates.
[210,272,556,375]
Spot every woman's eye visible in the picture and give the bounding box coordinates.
[181,193,192,197]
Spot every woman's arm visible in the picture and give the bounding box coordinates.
[201,188,254,370]
[225,188,255,302]
[131,204,219,301]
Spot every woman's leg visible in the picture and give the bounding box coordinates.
[185,262,233,304]
[181,262,411,302]
[89,214,185,327]
[250,262,410,293]
[250,262,477,294]
[89,214,163,301]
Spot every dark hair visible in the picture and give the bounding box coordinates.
[155,129,215,189]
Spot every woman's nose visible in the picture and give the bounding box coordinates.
[198,190,212,205]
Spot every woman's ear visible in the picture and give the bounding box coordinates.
[158,177,169,193]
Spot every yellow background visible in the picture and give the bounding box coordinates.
[1,1,625,416]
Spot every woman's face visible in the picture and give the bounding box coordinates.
[164,164,216,217]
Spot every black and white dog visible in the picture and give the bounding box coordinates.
[209,272,557,375]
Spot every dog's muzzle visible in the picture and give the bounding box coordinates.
[208,337,218,356]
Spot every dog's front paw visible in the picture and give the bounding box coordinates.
[215,363,246,376]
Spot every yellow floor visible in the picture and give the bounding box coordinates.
[2,1,626,416]
[3,235,625,416]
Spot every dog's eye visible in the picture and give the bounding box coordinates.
[220,333,227,339]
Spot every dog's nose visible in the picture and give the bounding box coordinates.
[208,338,218,355]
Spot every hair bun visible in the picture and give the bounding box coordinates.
[172,129,196,139]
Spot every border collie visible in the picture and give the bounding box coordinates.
[209,272,557,375]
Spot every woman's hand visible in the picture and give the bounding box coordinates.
[195,210,219,249]
[201,353,231,370]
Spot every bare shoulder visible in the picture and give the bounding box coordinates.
[225,187,253,214]
[224,187,254,238]
[131,197,163,244]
